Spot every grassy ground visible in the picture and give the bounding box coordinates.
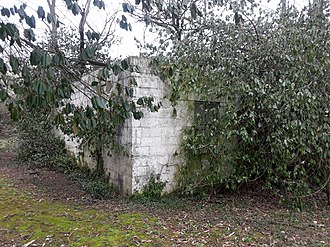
[0,168,329,247]
[0,177,170,246]
[0,104,329,246]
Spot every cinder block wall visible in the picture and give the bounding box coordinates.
[60,57,192,195]
[128,57,192,194]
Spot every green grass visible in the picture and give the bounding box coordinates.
[0,175,328,246]
[0,177,171,246]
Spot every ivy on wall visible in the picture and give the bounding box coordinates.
[156,6,330,205]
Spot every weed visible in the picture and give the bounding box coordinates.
[133,175,166,201]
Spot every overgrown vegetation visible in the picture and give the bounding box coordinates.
[0,0,160,179]
[1,0,329,207]
[155,4,330,206]
[18,110,114,199]
[18,110,70,169]
[133,175,167,201]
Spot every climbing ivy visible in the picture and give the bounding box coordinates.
[155,4,330,205]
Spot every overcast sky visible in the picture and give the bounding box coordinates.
[0,0,310,58]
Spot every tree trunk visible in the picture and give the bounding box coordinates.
[79,0,91,54]
[47,0,58,51]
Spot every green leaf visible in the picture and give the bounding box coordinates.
[23,28,36,41]
[86,47,94,57]
[1,8,10,18]
[125,86,134,97]
[42,53,52,67]
[0,88,8,101]
[0,58,7,74]
[81,48,95,60]
[25,15,36,28]
[86,30,92,40]
[22,65,30,81]
[30,49,43,65]
[86,31,100,41]
[0,26,8,41]
[9,55,19,74]
[2,23,20,45]
[91,96,98,109]
[93,0,105,10]
[91,96,106,109]
[37,81,46,94]
[17,7,26,19]
[121,59,129,70]
[102,67,109,79]
[91,117,97,128]
[91,32,100,41]
[52,52,62,65]
[190,3,197,19]
[122,4,134,14]
[71,3,81,15]
[133,111,143,119]
[120,20,128,30]
[54,114,64,125]
[137,97,143,105]
[37,6,45,20]
[129,77,137,86]
[47,13,54,24]
[116,83,122,94]
[112,64,122,75]
[47,67,55,79]
[96,97,106,109]
[81,50,88,60]
[9,105,21,121]
[91,81,99,86]
[65,0,73,9]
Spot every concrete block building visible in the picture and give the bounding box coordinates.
[61,57,193,195]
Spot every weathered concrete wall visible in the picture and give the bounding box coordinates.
[54,70,100,171]
[59,57,192,195]
[128,57,192,193]
[102,120,133,195]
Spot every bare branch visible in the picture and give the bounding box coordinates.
[79,0,92,53]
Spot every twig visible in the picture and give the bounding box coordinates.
[240,12,260,42]
[22,239,36,247]
[224,231,235,238]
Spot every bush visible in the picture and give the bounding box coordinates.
[18,110,72,169]
[161,8,330,205]
[18,109,114,199]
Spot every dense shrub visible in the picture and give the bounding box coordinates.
[18,110,114,199]
[159,8,330,205]
[18,110,71,169]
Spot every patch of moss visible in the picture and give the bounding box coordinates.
[118,212,157,226]
[0,177,171,246]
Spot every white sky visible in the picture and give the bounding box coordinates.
[0,0,310,58]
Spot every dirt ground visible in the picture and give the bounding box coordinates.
[0,104,329,246]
